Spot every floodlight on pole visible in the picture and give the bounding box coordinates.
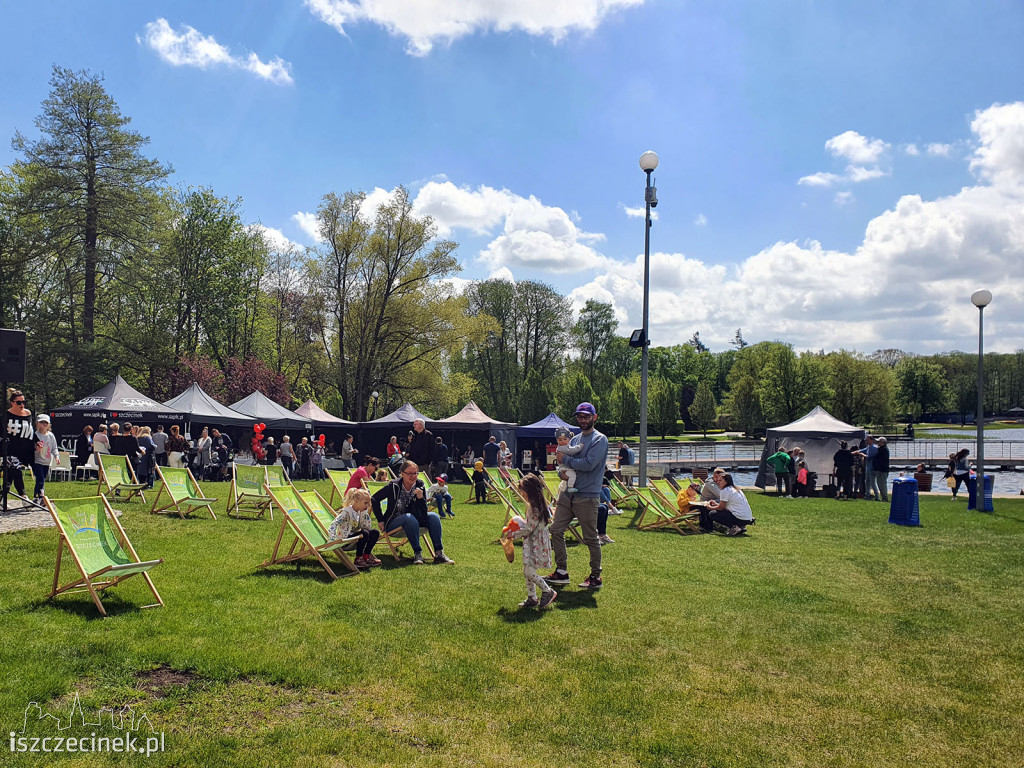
[638,150,658,488]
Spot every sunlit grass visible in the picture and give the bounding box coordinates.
[1,480,1022,767]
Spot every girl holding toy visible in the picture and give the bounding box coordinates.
[501,474,557,609]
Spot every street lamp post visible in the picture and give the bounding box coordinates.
[971,290,992,510]
[638,150,659,488]
[371,390,380,421]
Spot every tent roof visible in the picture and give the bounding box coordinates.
[294,400,355,426]
[429,400,515,428]
[766,406,864,437]
[229,391,312,431]
[516,412,581,438]
[51,375,183,420]
[363,403,432,426]
[163,383,253,428]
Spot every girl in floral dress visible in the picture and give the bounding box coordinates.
[504,474,557,609]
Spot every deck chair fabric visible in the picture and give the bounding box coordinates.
[326,468,353,506]
[534,473,584,544]
[227,463,273,519]
[150,466,218,519]
[45,495,163,616]
[608,475,638,506]
[261,486,360,580]
[96,454,147,504]
[633,487,701,534]
[364,479,436,561]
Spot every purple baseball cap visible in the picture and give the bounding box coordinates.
[575,402,597,415]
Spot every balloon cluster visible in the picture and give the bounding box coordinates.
[251,423,267,461]
[318,433,326,447]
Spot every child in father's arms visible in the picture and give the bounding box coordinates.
[554,428,583,494]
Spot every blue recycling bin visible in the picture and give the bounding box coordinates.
[888,477,920,526]
[967,474,994,512]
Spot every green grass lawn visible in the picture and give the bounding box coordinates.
[2,479,1022,767]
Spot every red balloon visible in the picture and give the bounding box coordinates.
[318,435,326,447]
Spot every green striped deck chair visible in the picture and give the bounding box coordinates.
[326,468,353,506]
[364,479,435,561]
[652,477,681,502]
[266,464,289,491]
[227,463,272,519]
[608,474,638,507]
[150,466,217,519]
[536,472,584,544]
[45,495,163,616]
[96,453,147,504]
[261,486,360,579]
[633,486,701,535]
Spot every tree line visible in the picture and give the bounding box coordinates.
[2,67,1022,433]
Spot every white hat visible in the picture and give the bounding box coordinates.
[36,414,50,424]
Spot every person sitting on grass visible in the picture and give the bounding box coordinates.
[502,474,557,609]
[328,487,381,568]
[701,467,725,502]
[370,460,454,565]
[471,460,488,504]
[702,473,754,536]
[427,474,454,518]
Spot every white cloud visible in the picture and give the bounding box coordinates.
[487,266,516,283]
[903,143,920,156]
[141,18,293,84]
[970,102,1024,190]
[413,181,519,236]
[801,130,891,188]
[573,102,1024,353]
[825,131,890,164]
[927,142,953,157]
[248,224,301,253]
[620,203,658,220]
[834,191,854,206]
[304,0,643,56]
[798,171,844,187]
[694,213,708,226]
[292,212,323,243]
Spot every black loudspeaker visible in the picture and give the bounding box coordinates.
[0,329,27,382]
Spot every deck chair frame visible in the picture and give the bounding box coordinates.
[45,495,163,616]
[363,479,436,561]
[326,468,354,506]
[227,463,273,519]
[261,486,360,579]
[150,465,218,519]
[634,486,702,534]
[96,454,147,504]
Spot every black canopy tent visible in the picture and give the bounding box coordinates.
[164,382,254,441]
[229,391,312,434]
[357,403,432,462]
[515,412,581,471]
[48,375,185,454]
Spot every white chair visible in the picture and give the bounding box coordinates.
[50,451,73,481]
[75,454,98,481]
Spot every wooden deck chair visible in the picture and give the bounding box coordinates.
[652,477,680,500]
[261,486,360,580]
[150,465,218,519]
[608,474,638,506]
[96,454,147,504]
[45,495,163,616]
[633,487,701,535]
[266,464,289,491]
[226,463,272,519]
[326,468,353,506]
[50,450,73,481]
[364,479,435,561]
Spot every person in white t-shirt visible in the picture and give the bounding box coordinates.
[702,473,754,536]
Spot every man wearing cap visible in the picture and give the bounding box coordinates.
[873,437,890,502]
[545,402,610,590]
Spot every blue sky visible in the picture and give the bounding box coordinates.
[3,1,1023,353]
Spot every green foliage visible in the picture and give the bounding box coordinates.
[689,379,718,437]
[518,368,552,424]
[895,356,947,420]
[648,376,679,439]
[825,350,896,426]
[571,299,616,382]
[553,369,597,424]
[607,374,640,438]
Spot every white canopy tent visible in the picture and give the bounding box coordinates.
[755,407,866,488]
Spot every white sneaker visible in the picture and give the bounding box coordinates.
[607,506,622,516]
[598,534,614,545]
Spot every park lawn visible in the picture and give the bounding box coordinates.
[1,480,1022,767]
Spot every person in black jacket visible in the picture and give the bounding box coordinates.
[429,436,449,481]
[406,419,433,468]
[874,436,890,502]
[370,460,453,565]
[3,389,34,500]
[832,441,854,500]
